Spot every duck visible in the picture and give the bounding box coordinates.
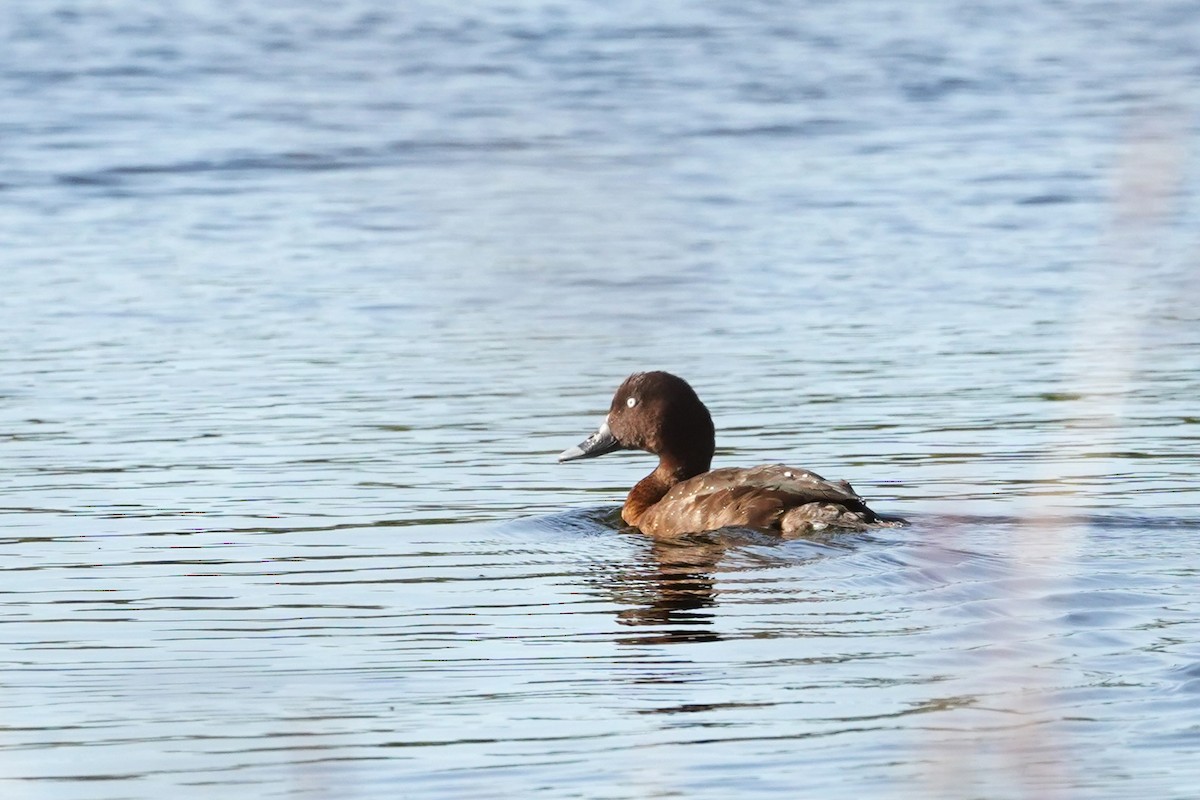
[559,371,904,537]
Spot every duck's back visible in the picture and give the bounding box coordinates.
[636,464,889,537]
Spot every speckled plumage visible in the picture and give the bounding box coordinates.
[632,464,883,536]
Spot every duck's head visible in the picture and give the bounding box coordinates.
[558,371,715,472]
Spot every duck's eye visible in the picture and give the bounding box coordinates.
[626,396,638,408]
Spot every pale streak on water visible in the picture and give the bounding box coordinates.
[1,2,1199,799]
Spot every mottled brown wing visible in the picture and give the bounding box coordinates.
[711,464,865,504]
[637,464,870,536]
[672,465,864,504]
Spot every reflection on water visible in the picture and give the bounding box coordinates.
[2,0,1200,798]
[610,534,725,642]
[602,527,862,645]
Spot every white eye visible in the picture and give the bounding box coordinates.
[626,396,638,408]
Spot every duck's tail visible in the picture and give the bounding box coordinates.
[780,502,908,533]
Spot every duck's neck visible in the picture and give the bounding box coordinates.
[622,454,711,528]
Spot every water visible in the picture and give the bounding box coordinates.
[2,1,1199,797]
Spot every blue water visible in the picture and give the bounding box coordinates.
[2,2,1199,798]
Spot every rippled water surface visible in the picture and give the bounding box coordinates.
[2,2,1200,798]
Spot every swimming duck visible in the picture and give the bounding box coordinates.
[559,371,903,536]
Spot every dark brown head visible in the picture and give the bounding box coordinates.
[558,371,715,476]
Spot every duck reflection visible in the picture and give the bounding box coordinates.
[606,533,729,644]
[566,507,845,645]
[588,519,848,645]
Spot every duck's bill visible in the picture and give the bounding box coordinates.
[558,419,622,462]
